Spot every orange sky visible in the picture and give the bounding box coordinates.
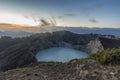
[0,23,26,29]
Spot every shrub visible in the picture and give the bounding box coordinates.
[90,48,120,65]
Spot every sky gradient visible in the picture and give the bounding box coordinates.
[0,0,120,28]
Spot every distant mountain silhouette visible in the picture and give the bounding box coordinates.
[63,27,120,36]
[0,27,120,37]
[0,31,33,37]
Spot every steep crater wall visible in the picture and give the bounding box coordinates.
[0,31,120,71]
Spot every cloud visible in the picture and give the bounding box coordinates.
[82,3,104,16]
[89,18,98,23]
[64,13,76,17]
[57,13,76,19]
[96,3,104,8]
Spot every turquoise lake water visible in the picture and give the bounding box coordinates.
[35,47,88,62]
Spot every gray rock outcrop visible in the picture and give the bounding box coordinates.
[87,39,104,54]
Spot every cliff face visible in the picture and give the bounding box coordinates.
[99,37,120,49]
[28,31,104,54]
[0,31,120,71]
[87,39,104,54]
[0,43,36,71]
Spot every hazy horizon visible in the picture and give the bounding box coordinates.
[0,0,120,31]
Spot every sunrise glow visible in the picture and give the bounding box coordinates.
[0,13,38,26]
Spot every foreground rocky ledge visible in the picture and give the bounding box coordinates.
[0,59,120,80]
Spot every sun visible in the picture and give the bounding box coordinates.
[0,13,38,26]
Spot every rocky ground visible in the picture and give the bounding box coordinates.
[0,59,120,80]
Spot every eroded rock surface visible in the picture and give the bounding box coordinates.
[0,59,120,80]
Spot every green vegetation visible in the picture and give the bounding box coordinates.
[90,48,120,65]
